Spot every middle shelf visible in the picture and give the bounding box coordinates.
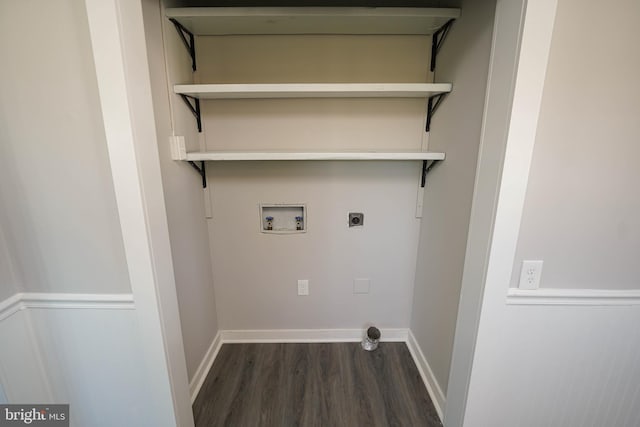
[173,83,452,99]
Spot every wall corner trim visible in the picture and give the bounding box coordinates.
[506,288,640,306]
[406,330,445,421]
[0,292,136,321]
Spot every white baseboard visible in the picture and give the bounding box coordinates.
[406,330,445,421]
[220,328,408,343]
[506,287,640,306]
[0,292,135,322]
[189,331,223,403]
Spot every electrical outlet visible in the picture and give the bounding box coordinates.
[297,279,309,296]
[519,260,543,290]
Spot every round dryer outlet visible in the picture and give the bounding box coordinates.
[349,212,364,227]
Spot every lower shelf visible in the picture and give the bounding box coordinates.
[184,151,445,161]
[173,83,453,99]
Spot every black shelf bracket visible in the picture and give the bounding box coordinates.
[179,94,202,132]
[169,18,196,72]
[188,160,207,188]
[430,19,455,72]
[421,159,441,187]
[426,92,448,132]
[425,19,455,133]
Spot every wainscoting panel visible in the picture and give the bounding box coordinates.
[0,292,173,426]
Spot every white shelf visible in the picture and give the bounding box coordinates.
[184,151,445,161]
[174,83,452,99]
[165,7,460,36]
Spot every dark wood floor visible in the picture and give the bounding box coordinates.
[193,342,441,427]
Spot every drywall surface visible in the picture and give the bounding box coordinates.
[410,0,496,396]
[0,223,20,301]
[197,36,430,152]
[142,0,219,380]
[0,0,130,294]
[196,35,427,329]
[209,162,422,329]
[511,0,640,290]
[464,0,640,425]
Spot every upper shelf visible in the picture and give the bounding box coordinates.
[174,83,452,99]
[165,7,460,36]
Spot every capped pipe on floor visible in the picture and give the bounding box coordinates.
[361,326,381,351]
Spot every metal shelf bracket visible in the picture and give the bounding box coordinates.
[169,18,196,72]
[426,92,448,132]
[425,19,454,134]
[179,94,202,132]
[188,160,207,188]
[421,159,441,187]
[430,19,455,72]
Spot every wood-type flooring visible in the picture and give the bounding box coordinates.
[193,342,441,426]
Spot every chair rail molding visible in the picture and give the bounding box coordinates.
[0,292,135,322]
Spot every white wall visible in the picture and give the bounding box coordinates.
[0,1,186,425]
[29,308,170,427]
[194,35,429,330]
[0,0,130,294]
[464,0,640,425]
[0,310,51,404]
[0,223,21,301]
[142,0,219,383]
[208,161,422,329]
[410,0,496,398]
[511,0,640,290]
[0,305,175,427]
[468,304,640,426]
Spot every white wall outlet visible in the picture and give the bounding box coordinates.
[169,135,186,160]
[519,260,543,290]
[297,279,309,296]
[353,278,370,294]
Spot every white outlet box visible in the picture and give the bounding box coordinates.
[519,260,543,290]
[353,278,370,294]
[297,280,309,296]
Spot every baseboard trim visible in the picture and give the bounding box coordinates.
[406,330,445,421]
[220,328,409,343]
[0,292,135,321]
[506,288,640,306]
[189,331,223,404]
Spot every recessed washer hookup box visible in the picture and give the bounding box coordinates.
[260,204,306,234]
